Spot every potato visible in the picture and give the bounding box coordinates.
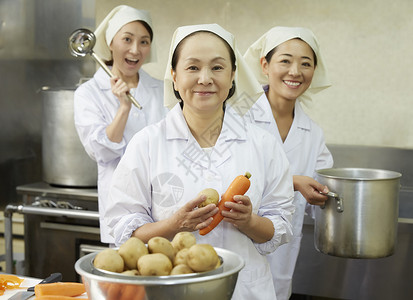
[197,188,219,208]
[94,248,124,273]
[171,232,197,252]
[122,269,140,276]
[138,253,173,276]
[170,264,194,275]
[173,248,190,266]
[148,236,175,262]
[118,237,148,270]
[187,244,219,272]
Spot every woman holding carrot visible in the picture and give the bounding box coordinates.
[243,26,334,300]
[105,24,295,300]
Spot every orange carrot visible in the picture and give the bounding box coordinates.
[35,296,89,300]
[0,274,24,295]
[120,284,146,300]
[199,172,251,236]
[34,282,86,297]
[104,283,122,300]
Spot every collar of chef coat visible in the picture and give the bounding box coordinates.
[249,92,312,153]
[165,104,247,169]
[250,92,311,132]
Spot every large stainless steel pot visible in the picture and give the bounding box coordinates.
[41,87,97,187]
[314,168,401,258]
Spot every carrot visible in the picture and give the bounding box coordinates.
[199,172,251,236]
[104,283,122,300]
[120,284,146,300]
[35,296,89,300]
[0,274,24,295]
[34,282,86,297]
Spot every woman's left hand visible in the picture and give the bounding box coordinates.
[221,195,253,230]
[221,195,275,243]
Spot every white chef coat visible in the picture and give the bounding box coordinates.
[242,91,333,300]
[105,104,295,300]
[74,67,167,243]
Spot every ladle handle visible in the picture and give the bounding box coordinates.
[126,92,142,109]
[90,52,142,109]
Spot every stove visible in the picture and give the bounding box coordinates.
[4,182,107,281]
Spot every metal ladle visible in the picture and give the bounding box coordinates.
[68,28,142,109]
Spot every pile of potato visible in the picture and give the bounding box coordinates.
[93,232,220,276]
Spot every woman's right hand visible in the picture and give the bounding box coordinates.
[294,175,329,206]
[105,76,132,143]
[172,194,219,232]
[132,195,219,243]
[110,76,132,109]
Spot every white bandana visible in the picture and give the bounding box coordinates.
[244,26,331,101]
[164,23,263,116]
[94,5,157,63]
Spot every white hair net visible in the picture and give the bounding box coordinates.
[244,26,331,101]
[94,5,157,63]
[164,23,263,116]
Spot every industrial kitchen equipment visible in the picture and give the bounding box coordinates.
[41,87,97,187]
[314,167,401,258]
[5,182,107,281]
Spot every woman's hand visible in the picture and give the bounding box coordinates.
[110,76,132,109]
[133,195,219,243]
[172,194,219,232]
[221,195,274,243]
[221,195,252,230]
[106,76,132,143]
[294,175,329,206]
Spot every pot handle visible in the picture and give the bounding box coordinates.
[320,191,344,213]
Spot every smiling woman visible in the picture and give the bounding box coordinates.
[170,31,235,146]
[109,21,152,83]
[104,23,295,300]
[243,26,334,300]
[73,5,167,245]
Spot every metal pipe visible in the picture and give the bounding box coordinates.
[4,204,18,273]
[17,206,99,220]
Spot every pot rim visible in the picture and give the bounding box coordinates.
[316,167,402,181]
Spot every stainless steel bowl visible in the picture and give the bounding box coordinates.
[75,247,245,300]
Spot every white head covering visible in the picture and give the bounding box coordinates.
[244,26,331,101]
[164,23,263,116]
[94,5,157,63]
